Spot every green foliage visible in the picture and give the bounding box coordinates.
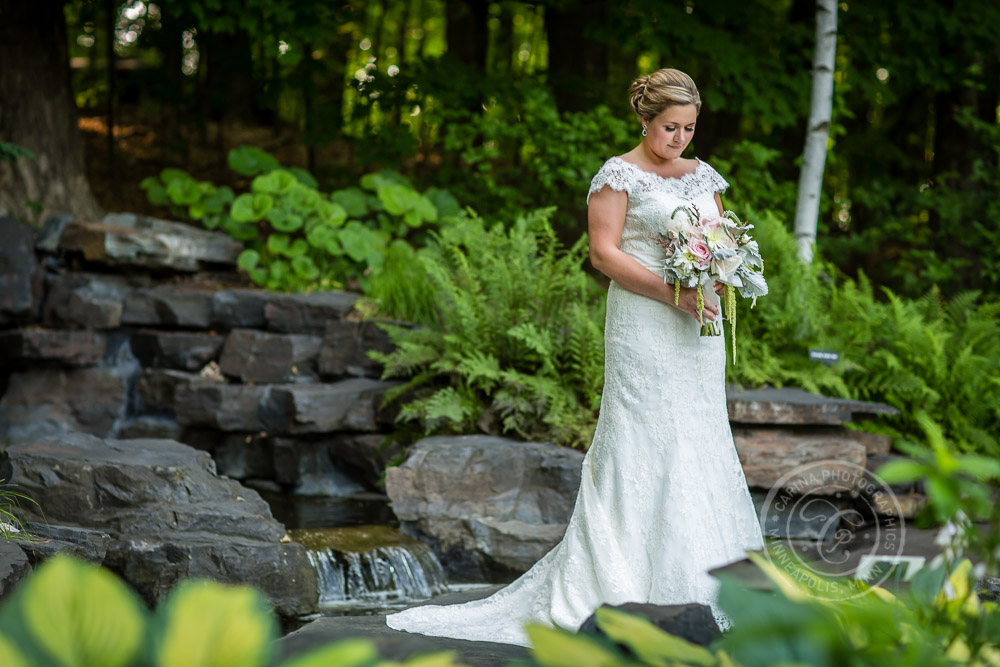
[371,208,606,449]
[0,141,36,164]
[0,553,465,667]
[141,146,458,292]
[0,481,39,543]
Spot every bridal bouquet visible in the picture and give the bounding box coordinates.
[655,204,768,358]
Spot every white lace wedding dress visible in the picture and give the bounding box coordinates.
[385,156,764,647]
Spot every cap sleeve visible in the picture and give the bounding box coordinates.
[587,158,633,205]
[701,161,730,195]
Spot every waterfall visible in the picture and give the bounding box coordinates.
[294,526,449,608]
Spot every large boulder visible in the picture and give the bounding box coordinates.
[0,217,43,326]
[386,435,584,582]
[0,434,317,617]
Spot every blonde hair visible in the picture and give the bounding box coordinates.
[628,69,701,120]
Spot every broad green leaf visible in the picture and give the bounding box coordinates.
[317,201,348,227]
[278,639,377,667]
[272,213,304,233]
[141,179,170,206]
[306,224,334,249]
[424,187,460,218]
[153,580,276,667]
[594,607,715,666]
[339,223,378,263]
[524,624,624,667]
[287,166,318,189]
[873,459,927,485]
[0,634,28,667]
[378,184,418,216]
[252,169,297,195]
[231,193,273,222]
[237,249,260,271]
[330,188,368,217]
[166,177,202,206]
[267,234,291,255]
[291,256,320,280]
[228,146,279,176]
[286,238,309,258]
[159,168,189,184]
[248,267,268,286]
[21,554,145,667]
[221,217,261,242]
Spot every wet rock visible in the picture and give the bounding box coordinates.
[213,432,275,480]
[131,330,224,371]
[42,272,135,329]
[272,437,366,496]
[210,289,272,330]
[0,540,30,599]
[36,214,74,253]
[264,292,359,335]
[122,286,215,329]
[174,384,270,432]
[1,433,317,616]
[261,379,398,435]
[322,433,401,491]
[219,329,322,384]
[0,217,43,326]
[0,368,126,445]
[318,319,396,378]
[578,602,720,647]
[136,368,222,414]
[0,329,107,367]
[386,435,584,581]
[19,523,111,565]
[57,214,241,272]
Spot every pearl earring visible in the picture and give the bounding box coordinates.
[642,125,647,137]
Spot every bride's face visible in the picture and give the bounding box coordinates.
[644,104,698,159]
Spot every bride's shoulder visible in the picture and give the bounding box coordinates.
[587,156,636,204]
[694,158,730,195]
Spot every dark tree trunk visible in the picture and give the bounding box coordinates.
[0,0,102,221]
[446,0,489,73]
[545,0,608,112]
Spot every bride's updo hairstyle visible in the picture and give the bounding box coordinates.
[629,69,702,121]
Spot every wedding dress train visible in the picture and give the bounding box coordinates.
[385,156,764,646]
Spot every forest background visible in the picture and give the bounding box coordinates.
[2,0,1000,455]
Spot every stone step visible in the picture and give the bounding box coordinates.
[131,330,224,371]
[219,329,323,384]
[263,292,359,335]
[56,213,242,272]
[122,286,215,329]
[43,272,137,329]
[174,379,398,434]
[0,329,107,367]
[319,319,396,378]
[727,386,899,425]
[732,426,868,495]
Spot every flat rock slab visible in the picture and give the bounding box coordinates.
[279,585,528,667]
[57,214,241,272]
[0,217,43,326]
[264,292,359,335]
[175,383,271,431]
[726,386,899,425]
[19,523,111,565]
[318,319,396,378]
[0,329,107,367]
[220,329,323,383]
[732,427,868,495]
[262,379,398,434]
[131,330,224,371]
[136,368,223,414]
[122,286,215,329]
[43,272,137,329]
[211,289,272,330]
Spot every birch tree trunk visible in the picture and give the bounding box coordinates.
[793,0,838,263]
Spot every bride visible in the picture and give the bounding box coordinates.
[385,68,764,647]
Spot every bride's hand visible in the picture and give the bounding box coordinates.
[713,282,725,296]
[670,285,720,323]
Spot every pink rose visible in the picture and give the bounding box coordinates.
[688,239,712,268]
[701,216,722,229]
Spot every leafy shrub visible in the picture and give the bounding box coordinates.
[371,208,606,449]
[0,553,462,667]
[140,147,461,292]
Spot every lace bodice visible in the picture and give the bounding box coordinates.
[587,157,730,272]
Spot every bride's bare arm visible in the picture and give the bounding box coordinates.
[588,186,719,322]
